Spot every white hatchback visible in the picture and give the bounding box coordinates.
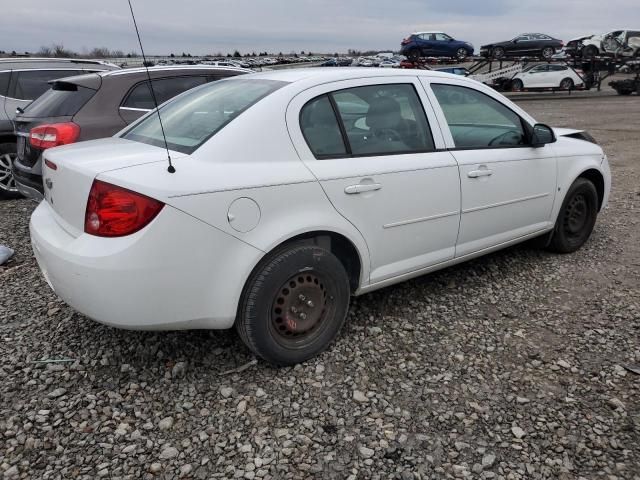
[512,63,584,91]
[30,68,611,365]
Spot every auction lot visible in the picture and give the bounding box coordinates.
[1,93,639,479]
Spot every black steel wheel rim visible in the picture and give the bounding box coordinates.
[270,271,335,349]
[543,47,554,58]
[560,79,572,89]
[564,193,589,239]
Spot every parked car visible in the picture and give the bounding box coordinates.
[30,68,610,365]
[434,66,470,76]
[401,32,474,61]
[581,29,640,59]
[0,58,119,198]
[378,60,400,68]
[480,33,563,60]
[511,63,584,91]
[12,65,248,200]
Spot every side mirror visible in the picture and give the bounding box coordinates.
[531,123,556,147]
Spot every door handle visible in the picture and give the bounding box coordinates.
[467,168,493,178]
[344,183,382,194]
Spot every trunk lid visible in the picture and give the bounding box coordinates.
[41,138,185,235]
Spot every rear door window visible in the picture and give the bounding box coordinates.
[121,76,208,110]
[300,83,435,158]
[8,70,81,100]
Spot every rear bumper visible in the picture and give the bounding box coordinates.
[30,201,263,330]
[12,155,44,200]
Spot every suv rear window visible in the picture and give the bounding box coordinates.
[122,78,286,154]
[20,82,97,118]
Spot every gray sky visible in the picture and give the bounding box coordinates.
[3,0,639,55]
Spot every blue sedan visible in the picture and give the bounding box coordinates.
[401,32,474,61]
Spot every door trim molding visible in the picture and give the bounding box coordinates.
[383,210,459,229]
[462,192,550,214]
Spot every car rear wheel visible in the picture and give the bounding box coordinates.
[511,79,524,91]
[542,47,555,59]
[582,45,598,59]
[560,77,574,90]
[407,49,420,61]
[456,48,468,61]
[236,243,351,366]
[492,47,505,59]
[548,178,598,253]
[0,143,21,200]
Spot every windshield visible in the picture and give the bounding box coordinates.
[122,78,287,154]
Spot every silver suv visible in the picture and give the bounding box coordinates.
[0,58,119,198]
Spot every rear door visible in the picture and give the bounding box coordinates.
[119,75,208,124]
[423,79,556,257]
[287,76,461,285]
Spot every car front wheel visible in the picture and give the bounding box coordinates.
[548,178,599,253]
[456,48,468,61]
[236,243,351,366]
[511,79,524,91]
[0,143,21,200]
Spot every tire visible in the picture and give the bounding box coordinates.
[560,77,574,90]
[492,47,505,59]
[541,47,555,59]
[0,143,21,200]
[582,45,598,59]
[511,79,524,91]
[236,243,351,366]
[407,49,420,61]
[456,48,468,61]
[616,89,633,95]
[548,178,599,253]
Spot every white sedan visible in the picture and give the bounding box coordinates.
[30,68,611,365]
[511,63,584,91]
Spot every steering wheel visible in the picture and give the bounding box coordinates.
[488,130,522,146]
[373,127,403,142]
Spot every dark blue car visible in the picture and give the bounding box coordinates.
[400,32,474,61]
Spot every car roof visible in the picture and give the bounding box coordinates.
[101,65,250,77]
[50,65,251,90]
[0,57,119,71]
[412,31,446,35]
[244,67,460,85]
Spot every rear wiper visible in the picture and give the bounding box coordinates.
[15,107,24,114]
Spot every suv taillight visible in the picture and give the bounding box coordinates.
[30,122,80,149]
[401,37,411,45]
[85,180,164,237]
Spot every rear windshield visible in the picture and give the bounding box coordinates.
[20,82,96,118]
[122,78,286,154]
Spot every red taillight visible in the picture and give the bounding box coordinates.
[84,180,164,237]
[401,38,411,45]
[30,122,80,149]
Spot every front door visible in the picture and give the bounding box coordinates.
[287,77,461,285]
[424,80,557,257]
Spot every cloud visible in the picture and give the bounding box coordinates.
[2,0,639,55]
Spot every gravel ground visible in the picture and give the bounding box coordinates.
[1,95,639,480]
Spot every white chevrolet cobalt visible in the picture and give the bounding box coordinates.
[30,68,611,365]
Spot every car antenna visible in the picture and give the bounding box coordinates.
[127,0,175,173]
